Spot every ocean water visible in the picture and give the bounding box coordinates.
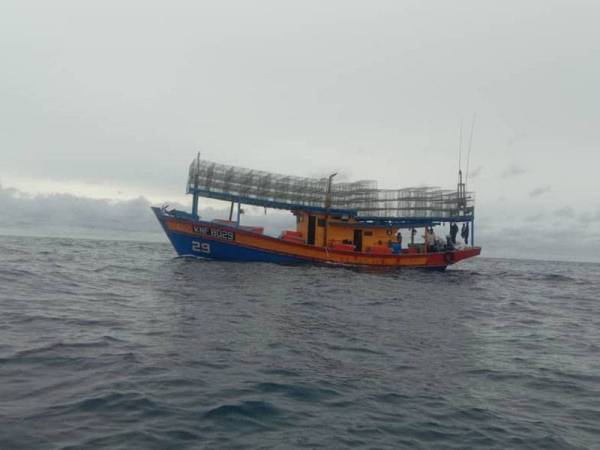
[1,235,599,450]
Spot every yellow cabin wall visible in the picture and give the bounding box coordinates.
[294,211,398,250]
[295,212,308,240]
[326,225,354,244]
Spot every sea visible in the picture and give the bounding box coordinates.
[1,234,599,449]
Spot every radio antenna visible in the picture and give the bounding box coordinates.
[465,114,476,186]
[458,119,464,174]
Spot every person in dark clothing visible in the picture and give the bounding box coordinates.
[461,223,470,244]
[450,222,459,244]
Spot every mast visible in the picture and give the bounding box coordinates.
[466,115,476,246]
[228,201,234,221]
[457,169,466,212]
[323,172,337,246]
[191,152,200,219]
[236,201,242,227]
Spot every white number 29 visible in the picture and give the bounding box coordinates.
[192,241,211,254]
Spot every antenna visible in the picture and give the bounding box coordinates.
[465,114,476,186]
[456,120,466,212]
[458,119,464,174]
[325,172,338,210]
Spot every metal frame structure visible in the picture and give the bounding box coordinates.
[187,158,475,231]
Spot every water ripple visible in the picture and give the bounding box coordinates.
[0,236,599,449]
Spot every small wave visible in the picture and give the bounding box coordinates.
[204,400,282,421]
[372,392,411,404]
[254,382,340,402]
[260,368,301,377]
[9,315,120,328]
[92,264,151,274]
[437,406,501,423]
[164,429,201,441]
[510,271,579,283]
[537,367,600,384]
[65,430,169,449]
[188,359,230,370]
[540,273,578,282]
[460,368,526,381]
[525,376,584,393]
[10,337,120,359]
[323,343,385,355]
[0,267,37,278]
[25,391,170,424]
[75,392,165,415]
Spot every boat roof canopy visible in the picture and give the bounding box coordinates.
[187,158,475,224]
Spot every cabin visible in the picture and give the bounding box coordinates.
[290,211,398,253]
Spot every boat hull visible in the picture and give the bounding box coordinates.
[153,207,481,268]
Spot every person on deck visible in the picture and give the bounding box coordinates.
[461,223,470,245]
[426,228,436,251]
[396,230,403,248]
[450,222,459,244]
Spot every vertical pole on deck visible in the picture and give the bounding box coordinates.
[236,201,241,227]
[229,201,234,221]
[191,152,200,219]
[324,172,337,247]
[471,219,475,246]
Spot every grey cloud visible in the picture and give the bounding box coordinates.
[475,221,600,263]
[529,186,551,198]
[0,185,160,235]
[554,206,575,219]
[507,132,528,147]
[2,0,599,194]
[0,184,294,240]
[467,165,483,180]
[579,207,600,223]
[525,212,546,222]
[501,164,527,179]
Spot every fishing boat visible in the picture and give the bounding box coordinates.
[153,155,480,268]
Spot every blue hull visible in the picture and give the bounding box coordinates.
[165,228,307,264]
[154,209,307,264]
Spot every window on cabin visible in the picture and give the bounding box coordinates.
[317,219,326,227]
[364,231,373,236]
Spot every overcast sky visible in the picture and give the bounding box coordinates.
[1,0,599,261]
